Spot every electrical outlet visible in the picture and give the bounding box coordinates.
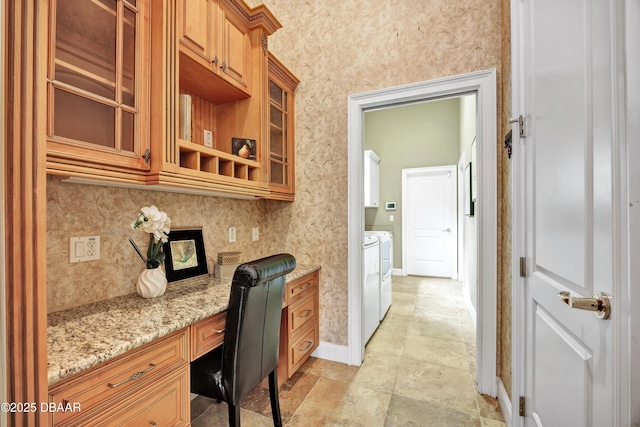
[204,130,213,148]
[70,236,100,263]
[228,227,236,243]
[252,227,259,241]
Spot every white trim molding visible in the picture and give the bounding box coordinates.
[311,341,349,365]
[347,69,498,396]
[498,377,513,427]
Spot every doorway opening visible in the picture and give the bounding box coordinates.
[347,69,498,396]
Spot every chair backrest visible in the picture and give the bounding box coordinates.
[222,253,296,405]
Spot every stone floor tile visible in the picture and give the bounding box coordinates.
[366,327,407,356]
[352,350,401,393]
[403,334,472,371]
[406,316,465,342]
[394,357,478,416]
[385,394,481,427]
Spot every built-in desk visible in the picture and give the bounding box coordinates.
[46,265,319,426]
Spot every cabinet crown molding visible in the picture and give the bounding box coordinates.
[221,0,282,35]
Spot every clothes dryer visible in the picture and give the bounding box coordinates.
[365,231,393,320]
[363,235,380,344]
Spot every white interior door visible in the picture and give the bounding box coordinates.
[520,0,623,424]
[403,166,456,278]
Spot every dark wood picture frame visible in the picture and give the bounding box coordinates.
[231,137,256,160]
[465,162,475,216]
[163,228,208,282]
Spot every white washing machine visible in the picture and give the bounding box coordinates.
[363,235,380,344]
[366,231,393,320]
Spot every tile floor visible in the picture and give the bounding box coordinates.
[191,276,506,426]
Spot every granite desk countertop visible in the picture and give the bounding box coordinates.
[47,264,320,385]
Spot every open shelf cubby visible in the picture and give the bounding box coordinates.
[178,140,260,182]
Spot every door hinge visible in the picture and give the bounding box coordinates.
[519,257,527,277]
[519,396,526,416]
[511,115,526,137]
[142,148,151,165]
[517,115,525,137]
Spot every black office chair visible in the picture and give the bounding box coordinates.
[190,253,296,427]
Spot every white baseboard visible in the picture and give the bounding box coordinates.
[465,294,477,327]
[311,341,350,364]
[392,268,404,276]
[497,377,513,427]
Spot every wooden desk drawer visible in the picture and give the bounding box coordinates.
[285,270,318,306]
[288,293,316,337]
[91,367,189,427]
[190,311,227,361]
[48,329,189,426]
[288,322,318,376]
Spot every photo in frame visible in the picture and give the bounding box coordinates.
[231,138,256,160]
[163,228,208,282]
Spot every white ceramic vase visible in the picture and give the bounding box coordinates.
[136,267,167,298]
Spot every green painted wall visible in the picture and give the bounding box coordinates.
[364,98,461,269]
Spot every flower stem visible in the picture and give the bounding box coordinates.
[128,237,147,264]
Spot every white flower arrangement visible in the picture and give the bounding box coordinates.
[129,205,172,269]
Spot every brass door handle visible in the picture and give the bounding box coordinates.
[557,291,611,320]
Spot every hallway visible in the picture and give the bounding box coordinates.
[191,276,506,426]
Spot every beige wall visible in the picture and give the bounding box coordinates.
[47,0,509,365]
[363,98,461,268]
[459,94,478,312]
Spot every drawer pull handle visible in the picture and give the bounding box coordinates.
[299,310,312,319]
[108,363,157,388]
[299,341,312,352]
[214,328,225,334]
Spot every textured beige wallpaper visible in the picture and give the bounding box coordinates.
[256,0,504,349]
[46,177,271,313]
[47,0,509,361]
[499,0,513,398]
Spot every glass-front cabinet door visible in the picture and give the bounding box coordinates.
[267,54,298,200]
[47,0,150,175]
[269,80,288,187]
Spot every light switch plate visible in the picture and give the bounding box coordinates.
[204,130,213,148]
[228,227,236,243]
[252,227,259,241]
[70,236,100,263]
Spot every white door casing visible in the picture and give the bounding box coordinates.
[402,166,457,278]
[347,69,497,396]
[510,0,632,425]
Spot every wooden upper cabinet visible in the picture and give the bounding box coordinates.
[178,0,251,101]
[267,54,299,200]
[46,0,151,178]
[179,0,213,63]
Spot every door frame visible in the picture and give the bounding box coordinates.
[0,1,7,423]
[510,0,635,425]
[401,165,458,279]
[347,69,498,396]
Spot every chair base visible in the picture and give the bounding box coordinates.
[269,368,282,427]
[210,368,282,427]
